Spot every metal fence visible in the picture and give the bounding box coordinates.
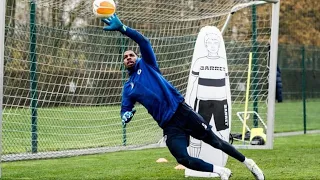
[276,44,320,133]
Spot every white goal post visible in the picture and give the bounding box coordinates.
[0,0,6,177]
[219,0,280,149]
[0,0,280,170]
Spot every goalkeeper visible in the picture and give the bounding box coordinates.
[102,14,264,180]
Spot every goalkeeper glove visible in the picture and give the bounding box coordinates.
[101,14,127,33]
[121,109,136,124]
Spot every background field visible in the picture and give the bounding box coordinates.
[2,134,319,180]
[3,100,320,154]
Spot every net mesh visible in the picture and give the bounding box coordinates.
[3,0,273,161]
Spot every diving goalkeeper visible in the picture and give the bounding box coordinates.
[102,14,265,180]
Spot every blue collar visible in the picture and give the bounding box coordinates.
[127,58,141,76]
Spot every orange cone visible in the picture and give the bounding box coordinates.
[174,164,186,170]
[156,158,168,163]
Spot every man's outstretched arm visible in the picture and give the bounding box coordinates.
[102,14,157,67]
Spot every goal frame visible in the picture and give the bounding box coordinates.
[0,0,6,177]
[220,0,280,149]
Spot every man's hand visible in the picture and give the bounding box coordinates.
[101,14,127,32]
[121,109,136,124]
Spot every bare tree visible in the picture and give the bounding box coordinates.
[5,0,16,38]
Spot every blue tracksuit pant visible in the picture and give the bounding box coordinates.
[163,102,245,172]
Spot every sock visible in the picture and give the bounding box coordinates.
[243,157,253,168]
[213,165,225,175]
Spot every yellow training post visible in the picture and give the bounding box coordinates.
[242,52,253,142]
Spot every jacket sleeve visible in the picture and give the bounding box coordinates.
[121,27,158,68]
[120,87,135,118]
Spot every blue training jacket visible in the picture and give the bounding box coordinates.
[120,27,184,128]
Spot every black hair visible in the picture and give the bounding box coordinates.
[124,50,139,56]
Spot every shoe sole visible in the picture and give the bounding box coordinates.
[251,172,265,180]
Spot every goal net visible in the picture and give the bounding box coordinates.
[1,0,279,161]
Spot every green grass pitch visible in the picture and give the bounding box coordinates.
[2,100,320,154]
[2,134,319,179]
[1,100,319,179]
